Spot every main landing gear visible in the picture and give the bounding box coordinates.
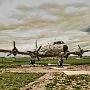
[30,60,35,65]
[58,58,63,67]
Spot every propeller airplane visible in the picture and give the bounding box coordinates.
[0,40,89,66]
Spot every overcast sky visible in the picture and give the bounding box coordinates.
[0,0,90,57]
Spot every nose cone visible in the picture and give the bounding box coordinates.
[63,45,68,52]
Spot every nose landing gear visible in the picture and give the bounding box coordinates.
[58,58,63,67]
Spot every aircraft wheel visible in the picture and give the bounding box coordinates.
[30,60,35,65]
[58,58,63,67]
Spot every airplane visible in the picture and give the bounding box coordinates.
[0,40,89,66]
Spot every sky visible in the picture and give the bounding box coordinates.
[0,0,90,57]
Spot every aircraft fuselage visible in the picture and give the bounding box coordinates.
[38,41,68,57]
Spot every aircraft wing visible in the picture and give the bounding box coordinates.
[0,49,30,55]
[0,47,41,56]
[65,51,85,59]
[0,49,12,53]
[20,46,42,56]
[68,50,90,55]
[67,51,82,56]
[61,51,81,60]
[17,51,30,55]
[68,51,77,55]
[83,50,90,52]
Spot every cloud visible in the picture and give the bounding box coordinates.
[1,3,90,31]
[74,3,89,8]
[0,0,7,5]
[16,5,32,12]
[0,1,90,56]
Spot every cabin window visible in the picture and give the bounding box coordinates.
[53,41,64,45]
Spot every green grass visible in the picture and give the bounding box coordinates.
[0,56,90,68]
[64,57,90,65]
[36,56,90,65]
[46,72,90,90]
[0,72,45,90]
[0,57,90,90]
[0,57,30,68]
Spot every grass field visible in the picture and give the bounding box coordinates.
[46,72,90,90]
[0,72,45,90]
[0,56,90,90]
[36,56,90,65]
[0,56,90,68]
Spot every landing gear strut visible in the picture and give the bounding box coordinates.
[30,60,35,65]
[58,58,63,67]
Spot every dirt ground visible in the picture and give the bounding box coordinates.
[1,64,90,90]
[4,64,90,73]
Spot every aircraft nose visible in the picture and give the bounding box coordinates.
[63,45,68,52]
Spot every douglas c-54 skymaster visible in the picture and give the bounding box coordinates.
[0,40,89,66]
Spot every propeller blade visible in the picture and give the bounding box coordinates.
[84,50,90,52]
[36,46,42,51]
[35,39,37,49]
[78,45,81,49]
[13,41,15,48]
[7,53,12,56]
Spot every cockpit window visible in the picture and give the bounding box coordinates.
[53,41,64,45]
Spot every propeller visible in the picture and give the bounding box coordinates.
[34,46,42,61]
[78,45,84,54]
[76,45,84,58]
[27,46,42,61]
[77,45,89,58]
[30,40,42,61]
[7,41,19,56]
